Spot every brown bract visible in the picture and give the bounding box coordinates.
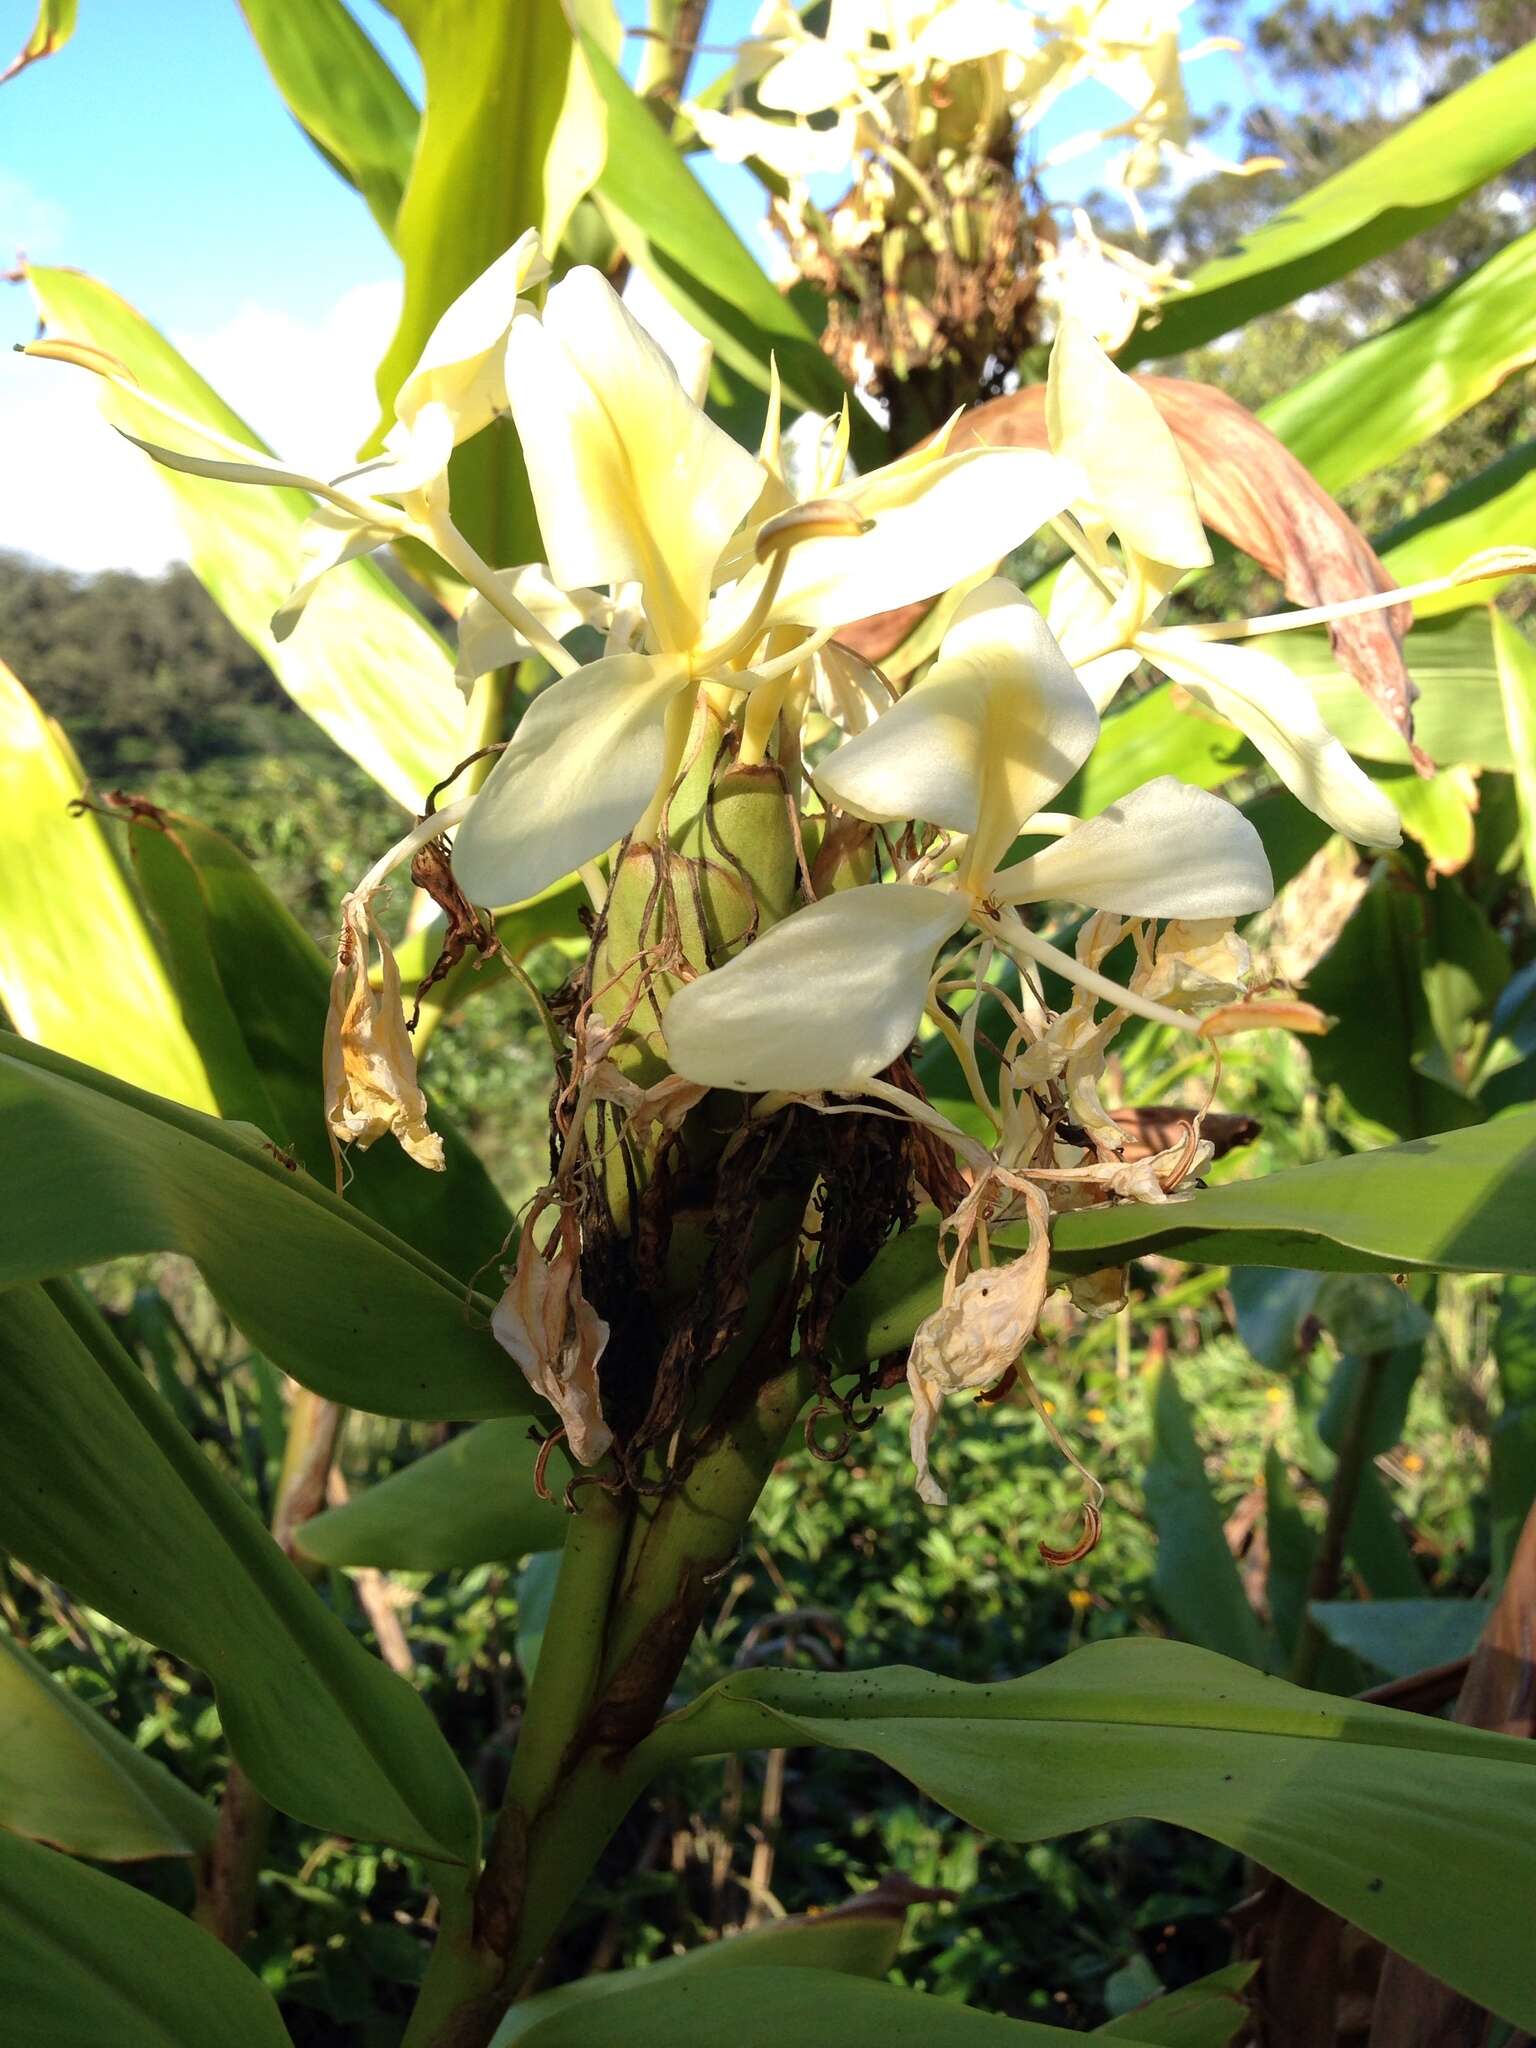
[323,894,445,1173]
[838,378,1421,756]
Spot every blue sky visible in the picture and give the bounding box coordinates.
[0,0,1258,570]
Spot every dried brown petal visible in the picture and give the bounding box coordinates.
[323,895,444,1171]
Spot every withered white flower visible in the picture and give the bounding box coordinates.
[323,893,443,1174]
[491,1199,612,1467]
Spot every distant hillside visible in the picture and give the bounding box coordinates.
[0,551,313,780]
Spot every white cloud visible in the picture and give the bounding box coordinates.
[0,278,401,576]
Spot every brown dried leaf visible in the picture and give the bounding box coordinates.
[840,379,1419,753]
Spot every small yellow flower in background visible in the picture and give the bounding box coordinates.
[1403,1451,1425,1473]
[1067,1587,1095,1613]
[1085,1406,1107,1425]
[1265,1386,1287,1405]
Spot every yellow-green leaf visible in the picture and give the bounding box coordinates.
[1493,610,1536,898]
[27,264,467,810]
[0,0,76,84]
[238,0,420,242]
[0,661,216,1111]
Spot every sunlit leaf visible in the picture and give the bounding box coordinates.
[371,0,572,566]
[1260,225,1536,497]
[27,264,466,810]
[0,1283,479,1863]
[1493,611,1536,899]
[1377,442,1536,618]
[238,0,420,240]
[0,663,216,1112]
[0,0,76,85]
[1121,43,1536,362]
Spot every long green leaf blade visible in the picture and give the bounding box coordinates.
[0,662,217,1112]
[831,1114,1536,1366]
[0,1032,528,1422]
[1121,44,1536,363]
[644,1640,1536,2030]
[238,0,420,240]
[1259,225,1536,497]
[0,1823,291,2046]
[122,803,511,1282]
[0,1628,215,1861]
[1492,610,1536,899]
[28,264,467,809]
[0,1283,479,1863]
[298,1420,568,1570]
[372,0,574,566]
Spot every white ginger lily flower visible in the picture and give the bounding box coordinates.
[453,566,611,696]
[451,265,1071,908]
[31,232,570,663]
[663,577,1273,1095]
[1043,318,1406,850]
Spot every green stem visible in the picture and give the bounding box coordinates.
[1290,1350,1391,1688]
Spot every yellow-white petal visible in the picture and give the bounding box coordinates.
[816,581,1099,877]
[765,448,1071,633]
[913,0,1034,64]
[506,266,765,652]
[454,566,610,692]
[395,229,548,442]
[452,653,690,906]
[1046,556,1143,710]
[273,507,393,642]
[1148,629,1403,850]
[686,103,857,177]
[662,882,967,1092]
[996,776,1274,918]
[1046,318,1210,578]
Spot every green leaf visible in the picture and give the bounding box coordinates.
[27,264,466,810]
[1305,867,1503,1139]
[495,1964,1166,2047]
[298,1420,568,1570]
[1376,442,1536,618]
[1491,1274,1536,1586]
[1,0,76,83]
[644,1640,1536,2030]
[1143,1358,1273,1669]
[0,1032,529,1423]
[0,1627,215,1860]
[830,1115,1536,1367]
[493,1897,912,2045]
[237,0,419,240]
[580,30,849,426]
[372,0,573,566]
[1260,225,1536,498]
[1121,44,1536,363]
[0,663,217,1113]
[0,1283,479,1863]
[1309,1599,1491,1679]
[122,804,512,1283]
[1492,611,1536,900]
[1093,1962,1256,2045]
[1257,608,1514,773]
[1064,683,1251,814]
[0,1824,290,2046]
